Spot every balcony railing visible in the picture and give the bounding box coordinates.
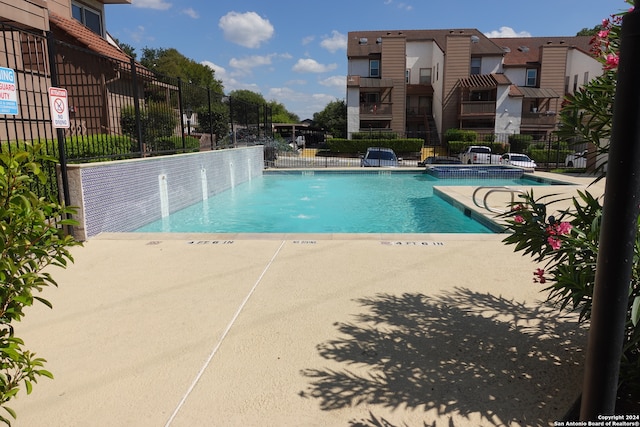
[360,103,392,116]
[460,101,496,115]
[520,111,558,126]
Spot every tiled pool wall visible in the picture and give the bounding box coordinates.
[66,146,264,240]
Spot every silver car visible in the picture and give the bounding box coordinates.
[361,147,399,167]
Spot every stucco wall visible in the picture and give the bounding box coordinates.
[64,146,264,240]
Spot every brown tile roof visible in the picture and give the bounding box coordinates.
[491,36,594,66]
[48,11,132,64]
[347,29,505,58]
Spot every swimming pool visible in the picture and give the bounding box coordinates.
[134,171,557,234]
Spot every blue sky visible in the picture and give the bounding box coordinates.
[105,0,625,120]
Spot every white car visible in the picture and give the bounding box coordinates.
[565,150,587,168]
[500,153,537,171]
[360,147,400,167]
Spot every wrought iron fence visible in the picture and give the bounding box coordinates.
[0,21,272,204]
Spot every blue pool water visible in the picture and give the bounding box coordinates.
[135,172,555,234]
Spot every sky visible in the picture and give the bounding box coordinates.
[105,0,627,121]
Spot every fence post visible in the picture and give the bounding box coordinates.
[207,88,214,150]
[129,57,144,156]
[177,77,186,150]
[46,32,72,213]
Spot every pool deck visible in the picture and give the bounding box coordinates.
[10,171,604,427]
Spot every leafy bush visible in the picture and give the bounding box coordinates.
[0,145,81,425]
[508,134,533,153]
[326,138,423,153]
[351,132,398,140]
[120,103,178,146]
[148,136,200,155]
[444,128,477,143]
[501,190,639,397]
[528,149,573,164]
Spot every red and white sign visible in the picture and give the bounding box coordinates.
[48,87,69,128]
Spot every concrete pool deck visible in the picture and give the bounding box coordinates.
[10,172,604,427]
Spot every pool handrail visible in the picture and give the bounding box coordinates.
[472,186,526,214]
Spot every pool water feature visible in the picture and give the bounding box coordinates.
[135,172,557,234]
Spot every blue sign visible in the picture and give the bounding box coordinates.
[0,67,18,115]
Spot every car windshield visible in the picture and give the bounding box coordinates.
[510,155,530,162]
[367,151,395,160]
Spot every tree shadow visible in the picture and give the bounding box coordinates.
[300,287,586,427]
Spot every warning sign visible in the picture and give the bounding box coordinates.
[0,67,18,115]
[49,87,69,128]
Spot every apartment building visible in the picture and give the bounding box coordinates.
[346,29,600,143]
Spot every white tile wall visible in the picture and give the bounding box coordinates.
[66,147,264,239]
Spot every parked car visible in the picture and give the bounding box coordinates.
[500,153,537,171]
[459,146,501,164]
[565,150,587,168]
[361,147,400,167]
[418,156,462,166]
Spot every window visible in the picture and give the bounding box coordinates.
[405,69,410,84]
[525,69,537,87]
[584,71,589,85]
[573,74,578,92]
[369,59,380,78]
[565,76,570,93]
[470,57,481,75]
[419,68,431,84]
[72,2,103,36]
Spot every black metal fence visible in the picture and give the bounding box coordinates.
[0,22,272,203]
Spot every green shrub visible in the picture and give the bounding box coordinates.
[326,138,422,153]
[0,144,81,424]
[148,136,200,154]
[120,103,178,146]
[351,132,398,140]
[444,128,477,142]
[508,134,533,153]
[528,149,573,164]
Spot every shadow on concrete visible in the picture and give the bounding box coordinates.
[300,287,586,427]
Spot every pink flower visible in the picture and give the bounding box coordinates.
[556,222,572,235]
[514,215,524,224]
[598,29,610,39]
[533,268,546,284]
[605,53,619,70]
[548,236,562,250]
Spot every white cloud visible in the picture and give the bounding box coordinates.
[302,36,315,46]
[132,0,171,10]
[292,59,337,73]
[202,60,258,93]
[218,11,274,48]
[181,8,199,19]
[383,0,413,11]
[229,55,274,71]
[484,26,532,38]
[320,31,347,53]
[267,88,338,120]
[319,75,346,89]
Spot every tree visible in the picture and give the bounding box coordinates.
[576,24,603,36]
[268,100,299,124]
[0,145,80,425]
[313,99,346,138]
[111,38,136,59]
[140,47,224,94]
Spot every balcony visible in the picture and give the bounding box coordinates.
[360,102,393,119]
[460,101,496,116]
[520,111,558,127]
